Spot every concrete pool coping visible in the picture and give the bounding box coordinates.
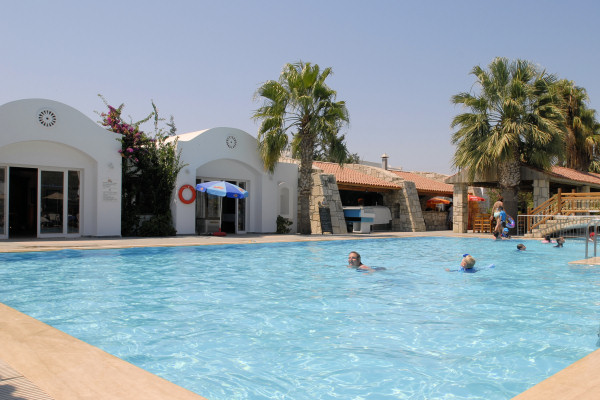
[0,231,599,399]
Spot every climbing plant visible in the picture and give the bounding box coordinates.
[98,96,185,236]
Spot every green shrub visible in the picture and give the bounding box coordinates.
[138,214,177,237]
[276,215,293,234]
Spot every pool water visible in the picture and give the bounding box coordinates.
[1,237,599,399]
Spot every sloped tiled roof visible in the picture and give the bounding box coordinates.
[549,166,600,186]
[392,171,454,195]
[312,161,402,190]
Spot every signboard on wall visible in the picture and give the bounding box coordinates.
[319,207,333,234]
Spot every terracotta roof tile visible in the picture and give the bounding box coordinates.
[312,161,401,189]
[549,166,600,186]
[391,171,454,195]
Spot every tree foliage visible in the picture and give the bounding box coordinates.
[451,57,566,220]
[553,80,600,171]
[253,62,350,234]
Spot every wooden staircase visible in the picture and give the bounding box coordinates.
[523,189,600,237]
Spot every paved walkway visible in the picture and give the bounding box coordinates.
[0,231,480,253]
[1,232,599,399]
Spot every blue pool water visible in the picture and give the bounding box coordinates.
[1,237,599,399]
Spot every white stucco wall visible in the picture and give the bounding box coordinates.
[170,127,298,234]
[0,99,122,237]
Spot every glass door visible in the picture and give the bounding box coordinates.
[67,171,80,234]
[0,167,5,238]
[39,169,81,236]
[40,170,64,235]
[237,181,246,233]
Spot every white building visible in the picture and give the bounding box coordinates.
[0,99,122,239]
[0,99,298,238]
[169,127,298,235]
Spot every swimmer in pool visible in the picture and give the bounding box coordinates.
[347,251,374,272]
[517,244,526,251]
[541,235,555,244]
[446,254,477,273]
[555,237,565,248]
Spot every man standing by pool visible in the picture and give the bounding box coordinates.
[347,251,374,272]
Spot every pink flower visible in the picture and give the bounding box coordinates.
[127,148,134,153]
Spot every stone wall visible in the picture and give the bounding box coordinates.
[423,211,449,231]
[309,172,346,234]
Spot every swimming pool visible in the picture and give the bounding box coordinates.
[0,237,598,399]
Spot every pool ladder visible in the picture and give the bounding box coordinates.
[584,219,600,259]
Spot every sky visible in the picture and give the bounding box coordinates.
[2,0,600,174]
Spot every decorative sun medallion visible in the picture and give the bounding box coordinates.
[226,135,237,149]
[38,109,57,127]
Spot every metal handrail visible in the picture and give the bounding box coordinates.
[585,219,600,259]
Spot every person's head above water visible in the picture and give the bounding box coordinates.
[517,243,526,251]
[461,254,476,269]
[348,251,362,267]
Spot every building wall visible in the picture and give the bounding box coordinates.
[345,164,426,232]
[0,99,122,237]
[170,127,298,234]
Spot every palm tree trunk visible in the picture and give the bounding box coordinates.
[298,131,315,234]
[497,157,521,230]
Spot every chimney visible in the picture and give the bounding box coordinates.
[381,153,389,170]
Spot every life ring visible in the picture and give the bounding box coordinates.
[178,184,196,204]
[506,216,515,229]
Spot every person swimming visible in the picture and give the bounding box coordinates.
[555,237,565,248]
[347,251,386,272]
[517,243,526,251]
[541,235,555,244]
[348,251,374,272]
[446,254,477,273]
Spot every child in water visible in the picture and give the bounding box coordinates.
[541,235,555,244]
[555,237,565,248]
[446,254,477,273]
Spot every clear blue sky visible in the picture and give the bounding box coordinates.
[2,0,599,174]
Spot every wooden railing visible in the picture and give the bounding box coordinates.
[526,189,600,232]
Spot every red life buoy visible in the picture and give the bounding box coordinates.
[178,184,196,204]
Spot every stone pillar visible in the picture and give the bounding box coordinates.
[400,181,426,232]
[532,179,550,208]
[453,184,468,233]
[579,185,591,193]
[309,173,346,234]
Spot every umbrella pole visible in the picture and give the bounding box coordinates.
[219,197,223,232]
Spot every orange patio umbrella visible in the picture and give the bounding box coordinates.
[426,197,451,206]
[468,195,485,202]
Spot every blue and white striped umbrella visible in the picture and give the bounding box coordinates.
[195,181,248,198]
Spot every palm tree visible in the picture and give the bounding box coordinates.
[554,80,600,171]
[253,62,349,234]
[451,57,565,221]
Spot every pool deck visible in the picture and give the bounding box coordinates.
[1,231,599,399]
